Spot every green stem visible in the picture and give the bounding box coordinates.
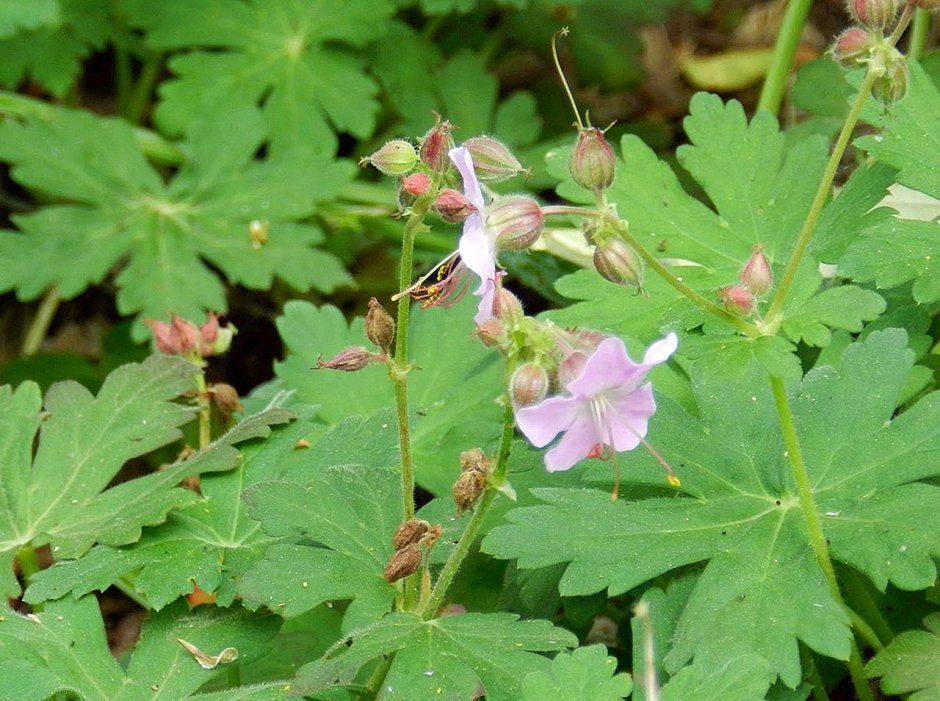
[125,51,164,126]
[115,44,132,117]
[194,368,211,450]
[764,68,880,326]
[113,575,151,610]
[418,401,516,619]
[603,213,761,337]
[16,543,41,583]
[840,567,891,650]
[392,196,433,610]
[801,647,831,701]
[757,0,813,115]
[769,377,873,701]
[906,8,929,60]
[21,287,61,356]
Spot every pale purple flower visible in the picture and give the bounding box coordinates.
[450,146,498,325]
[515,333,678,472]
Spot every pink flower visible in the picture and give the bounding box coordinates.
[515,333,678,472]
[395,147,499,325]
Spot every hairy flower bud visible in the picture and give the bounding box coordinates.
[593,238,644,289]
[487,195,544,251]
[172,315,201,352]
[453,468,485,516]
[474,318,507,348]
[315,346,372,371]
[718,285,756,315]
[740,245,773,296]
[830,27,873,69]
[494,286,524,325]
[912,0,940,8]
[570,127,616,192]
[462,136,526,182]
[392,519,430,551]
[557,350,588,388]
[432,188,477,222]
[384,543,421,583]
[846,0,897,30]
[510,363,549,407]
[400,172,431,207]
[360,139,417,176]
[366,297,396,355]
[419,115,455,173]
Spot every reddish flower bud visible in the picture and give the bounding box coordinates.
[846,0,897,30]
[366,297,396,355]
[314,346,373,371]
[718,285,756,315]
[360,139,417,176]
[172,315,201,352]
[145,318,183,354]
[400,172,432,206]
[432,188,477,222]
[593,238,644,289]
[494,286,524,325]
[419,115,455,173]
[462,136,526,182]
[570,127,616,192]
[510,363,549,407]
[830,27,873,69]
[557,350,589,387]
[474,318,507,348]
[208,382,243,418]
[486,195,544,251]
[740,245,773,296]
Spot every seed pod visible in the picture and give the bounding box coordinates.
[360,139,418,176]
[392,519,430,551]
[366,297,396,355]
[314,346,372,371]
[384,543,421,583]
[462,136,526,182]
[209,382,243,418]
[453,468,486,516]
[570,127,616,193]
[459,448,490,473]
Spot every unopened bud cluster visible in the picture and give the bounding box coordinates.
[830,0,914,104]
[146,312,235,359]
[718,245,774,316]
[570,127,616,193]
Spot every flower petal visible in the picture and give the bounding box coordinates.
[458,217,496,288]
[566,337,635,396]
[515,394,584,448]
[544,410,602,472]
[606,383,656,451]
[643,332,678,365]
[449,146,485,210]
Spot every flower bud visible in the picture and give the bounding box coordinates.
[739,245,773,296]
[145,318,184,354]
[419,115,455,173]
[846,0,897,30]
[487,195,544,251]
[462,136,526,182]
[570,127,616,192]
[400,172,431,207]
[912,0,940,8]
[453,468,485,516]
[360,139,417,176]
[593,238,644,289]
[384,543,421,583]
[557,350,588,387]
[432,188,477,222]
[494,286,524,325]
[872,52,909,104]
[510,363,549,407]
[830,27,873,69]
[392,518,430,551]
[459,448,490,473]
[172,315,201,353]
[474,318,507,348]
[718,285,756,315]
[314,346,372,371]
[366,297,396,355]
[208,382,243,418]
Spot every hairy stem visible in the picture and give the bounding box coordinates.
[125,51,164,126]
[602,212,762,337]
[764,67,879,325]
[419,401,516,619]
[907,8,929,60]
[21,287,61,356]
[769,377,873,701]
[757,0,813,115]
